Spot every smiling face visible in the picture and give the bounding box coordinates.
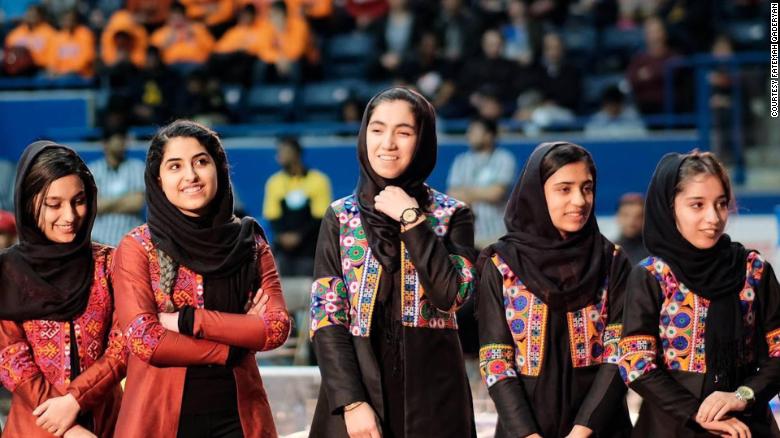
[35,174,88,243]
[158,137,218,217]
[366,99,418,179]
[543,161,594,238]
[673,174,729,249]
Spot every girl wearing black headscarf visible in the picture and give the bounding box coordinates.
[619,151,780,437]
[0,142,126,438]
[477,142,633,438]
[309,87,478,438]
[111,120,290,438]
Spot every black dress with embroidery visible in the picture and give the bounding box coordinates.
[309,206,478,438]
[619,252,780,437]
[477,249,633,438]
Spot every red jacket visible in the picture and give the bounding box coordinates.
[0,244,126,438]
[112,225,290,438]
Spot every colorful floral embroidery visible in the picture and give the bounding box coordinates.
[618,335,658,384]
[567,285,609,367]
[741,252,763,359]
[643,253,761,374]
[602,323,623,364]
[450,255,476,310]
[125,314,165,362]
[310,276,350,336]
[329,188,469,337]
[10,245,117,390]
[479,343,517,387]
[493,254,547,376]
[400,245,464,330]
[0,342,41,391]
[262,310,291,350]
[767,328,780,358]
[104,328,129,362]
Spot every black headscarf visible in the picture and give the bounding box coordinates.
[145,123,259,313]
[0,141,97,321]
[644,153,748,388]
[356,87,438,273]
[480,142,614,312]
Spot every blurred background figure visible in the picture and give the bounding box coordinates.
[253,1,309,83]
[3,5,55,76]
[447,117,515,250]
[0,210,16,249]
[149,2,214,70]
[88,130,146,246]
[626,16,678,115]
[584,85,647,138]
[614,192,649,265]
[45,9,95,78]
[0,159,14,212]
[263,137,331,277]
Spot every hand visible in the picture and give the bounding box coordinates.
[246,288,269,316]
[374,186,419,223]
[157,312,179,332]
[33,393,80,436]
[343,402,381,438]
[696,391,748,423]
[277,232,302,251]
[565,425,592,438]
[697,417,751,438]
[64,425,97,438]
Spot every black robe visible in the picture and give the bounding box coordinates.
[478,249,633,437]
[309,206,477,438]
[623,255,780,437]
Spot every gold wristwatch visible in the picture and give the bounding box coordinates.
[734,386,755,405]
[400,207,422,226]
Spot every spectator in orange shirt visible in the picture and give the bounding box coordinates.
[4,5,56,72]
[254,1,309,83]
[240,0,332,19]
[101,10,149,68]
[208,4,262,85]
[127,0,173,29]
[150,2,215,68]
[46,10,96,78]
[181,0,236,37]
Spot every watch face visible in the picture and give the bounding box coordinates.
[402,209,418,223]
[737,386,754,400]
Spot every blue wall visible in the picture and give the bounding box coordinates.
[0,96,91,161]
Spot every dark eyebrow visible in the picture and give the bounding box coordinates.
[164,157,182,164]
[368,120,416,130]
[192,152,210,160]
[44,190,85,202]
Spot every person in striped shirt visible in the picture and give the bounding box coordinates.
[447,117,516,250]
[88,131,145,246]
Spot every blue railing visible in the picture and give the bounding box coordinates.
[664,51,768,184]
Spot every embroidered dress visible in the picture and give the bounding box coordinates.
[309,189,478,438]
[0,244,126,437]
[618,252,780,437]
[112,225,290,438]
[477,248,632,438]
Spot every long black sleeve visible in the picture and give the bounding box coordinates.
[311,208,368,413]
[400,207,477,312]
[477,261,540,437]
[741,260,780,404]
[620,265,701,425]
[574,248,631,429]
